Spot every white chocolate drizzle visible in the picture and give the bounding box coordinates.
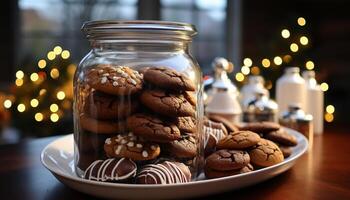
[83,158,137,182]
[138,161,189,184]
[204,121,225,147]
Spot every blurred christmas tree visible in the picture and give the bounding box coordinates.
[3,46,75,137]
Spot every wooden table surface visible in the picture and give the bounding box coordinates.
[0,128,349,200]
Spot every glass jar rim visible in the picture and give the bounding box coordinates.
[82,20,197,42]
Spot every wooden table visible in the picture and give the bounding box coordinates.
[0,128,349,200]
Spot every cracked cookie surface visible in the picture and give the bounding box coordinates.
[249,138,284,167]
[206,149,250,171]
[140,89,195,117]
[84,90,138,120]
[217,131,261,150]
[143,67,195,91]
[166,134,197,158]
[104,133,160,161]
[265,128,298,146]
[127,113,181,143]
[240,121,280,134]
[80,114,126,134]
[175,117,196,133]
[86,65,143,96]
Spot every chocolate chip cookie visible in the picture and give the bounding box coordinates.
[136,161,191,184]
[204,163,253,179]
[175,117,196,133]
[206,150,250,171]
[143,67,195,91]
[80,114,126,134]
[86,65,143,96]
[140,89,195,117]
[249,138,284,167]
[217,131,261,150]
[264,128,298,146]
[240,121,280,134]
[104,133,160,161]
[127,113,181,143]
[166,134,197,158]
[84,158,137,182]
[84,90,138,120]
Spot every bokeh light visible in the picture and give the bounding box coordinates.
[281,29,290,39]
[56,91,66,100]
[35,113,44,122]
[290,43,299,52]
[326,105,335,114]
[50,113,59,122]
[306,61,315,70]
[300,36,309,45]
[3,99,12,108]
[320,82,329,91]
[235,73,244,82]
[16,70,24,79]
[38,59,47,69]
[261,59,271,68]
[241,66,250,75]
[324,113,334,122]
[243,58,253,67]
[297,17,306,26]
[30,99,39,108]
[17,104,26,112]
[273,56,283,65]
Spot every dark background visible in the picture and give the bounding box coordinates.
[0,0,349,142]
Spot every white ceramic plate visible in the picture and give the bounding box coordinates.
[41,128,308,199]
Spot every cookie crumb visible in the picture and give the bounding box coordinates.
[105,138,111,145]
[121,139,127,144]
[136,143,143,148]
[101,77,107,84]
[127,141,134,147]
[115,145,122,155]
[112,81,119,86]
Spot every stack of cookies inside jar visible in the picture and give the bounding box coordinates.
[76,65,199,184]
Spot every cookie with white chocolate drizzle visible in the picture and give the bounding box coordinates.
[83,158,137,182]
[203,120,228,156]
[104,133,160,161]
[136,161,191,184]
[86,64,143,96]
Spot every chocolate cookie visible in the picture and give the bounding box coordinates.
[127,113,181,143]
[264,128,298,146]
[167,134,197,159]
[217,131,261,150]
[279,145,292,158]
[203,120,228,156]
[86,65,143,96]
[184,91,197,106]
[240,121,280,134]
[143,67,195,91]
[208,114,239,132]
[80,114,126,134]
[84,90,138,120]
[175,117,196,133]
[249,138,284,167]
[206,150,250,171]
[136,161,191,184]
[83,158,137,182]
[104,133,160,161]
[204,163,254,179]
[140,90,195,117]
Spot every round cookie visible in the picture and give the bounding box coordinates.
[203,120,228,156]
[136,161,191,184]
[208,114,239,132]
[217,131,261,150]
[104,133,160,161]
[86,65,143,96]
[206,149,250,171]
[264,128,298,146]
[249,138,284,167]
[84,90,138,120]
[175,117,196,133]
[240,121,280,134]
[140,89,195,117]
[167,134,197,159]
[279,145,292,158]
[184,91,197,106]
[84,158,137,182]
[204,163,253,179]
[80,114,126,134]
[143,67,195,91]
[127,113,181,143]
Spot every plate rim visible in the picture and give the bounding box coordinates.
[41,127,308,188]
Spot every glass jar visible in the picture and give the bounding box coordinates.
[74,20,203,183]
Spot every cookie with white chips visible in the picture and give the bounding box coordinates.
[86,64,143,96]
[84,158,137,182]
[136,161,191,184]
[104,133,160,161]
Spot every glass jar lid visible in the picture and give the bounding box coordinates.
[82,20,197,41]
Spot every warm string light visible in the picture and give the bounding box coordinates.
[273,56,283,65]
[290,43,299,52]
[243,58,253,67]
[30,99,39,108]
[17,104,26,112]
[297,17,306,26]
[50,113,59,122]
[61,50,70,59]
[320,82,329,91]
[50,68,60,79]
[281,29,290,39]
[251,66,260,75]
[241,66,250,75]
[326,105,335,114]
[15,79,24,87]
[306,61,315,70]
[30,73,39,82]
[47,51,56,60]
[50,103,59,113]
[300,36,309,45]
[16,70,24,79]
[35,113,44,122]
[57,91,66,100]
[235,73,244,82]
[53,46,63,55]
[3,99,12,108]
